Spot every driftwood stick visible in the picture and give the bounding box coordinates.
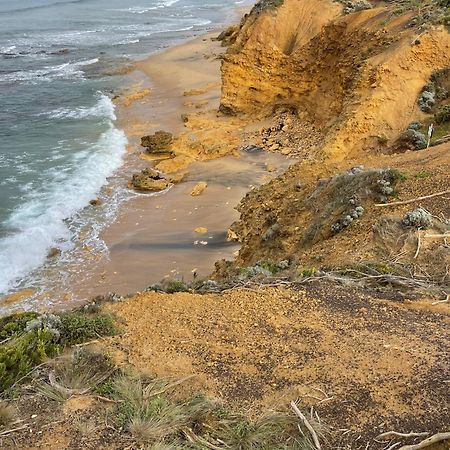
[375,190,450,207]
[290,400,321,450]
[397,432,450,449]
[376,431,430,441]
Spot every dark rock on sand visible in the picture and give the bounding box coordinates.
[130,168,169,192]
[141,130,173,154]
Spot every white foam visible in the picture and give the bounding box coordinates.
[44,93,116,120]
[0,106,127,294]
[0,58,98,84]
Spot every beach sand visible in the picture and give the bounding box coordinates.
[71,31,293,299]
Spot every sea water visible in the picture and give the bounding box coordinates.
[0,0,249,303]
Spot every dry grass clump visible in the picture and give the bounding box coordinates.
[111,375,320,449]
[35,348,114,402]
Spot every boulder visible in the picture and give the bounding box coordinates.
[141,131,173,154]
[130,168,169,192]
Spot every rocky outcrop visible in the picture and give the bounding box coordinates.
[141,131,173,154]
[130,168,169,192]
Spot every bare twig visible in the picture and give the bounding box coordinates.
[182,427,227,449]
[290,400,321,450]
[0,425,29,436]
[414,231,422,259]
[375,190,450,207]
[432,295,449,305]
[376,431,430,441]
[397,432,450,449]
[386,442,402,450]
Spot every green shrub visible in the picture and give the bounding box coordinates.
[164,280,189,294]
[0,311,117,393]
[0,328,59,392]
[59,313,116,346]
[435,105,450,124]
[0,312,39,340]
[259,260,279,275]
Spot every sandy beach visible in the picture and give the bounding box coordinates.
[71,26,293,298]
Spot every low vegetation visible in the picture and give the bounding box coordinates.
[0,311,116,392]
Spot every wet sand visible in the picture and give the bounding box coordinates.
[0,18,294,311]
[72,29,295,298]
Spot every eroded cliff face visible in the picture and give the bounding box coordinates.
[220,0,450,159]
[218,0,450,282]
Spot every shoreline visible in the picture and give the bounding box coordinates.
[74,26,293,299]
[0,3,257,313]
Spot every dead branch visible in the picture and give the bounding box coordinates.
[375,190,450,207]
[290,400,321,450]
[376,431,430,441]
[397,432,450,449]
[414,231,421,259]
[423,233,450,239]
[182,427,226,449]
[0,425,29,436]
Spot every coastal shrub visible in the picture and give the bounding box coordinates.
[258,260,279,275]
[164,280,190,294]
[0,311,117,392]
[254,0,284,12]
[0,312,38,340]
[435,105,450,123]
[0,327,59,392]
[59,312,116,346]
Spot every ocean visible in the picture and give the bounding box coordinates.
[0,0,248,304]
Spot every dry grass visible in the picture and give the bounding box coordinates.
[111,375,317,449]
[35,349,114,402]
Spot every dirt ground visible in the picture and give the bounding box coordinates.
[98,283,450,449]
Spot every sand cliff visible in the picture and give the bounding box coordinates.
[1,1,449,449]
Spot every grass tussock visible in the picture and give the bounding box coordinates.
[110,375,321,449]
[0,401,14,427]
[35,348,115,402]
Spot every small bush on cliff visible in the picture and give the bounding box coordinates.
[0,311,116,392]
[435,105,450,123]
[253,0,284,12]
[0,312,39,340]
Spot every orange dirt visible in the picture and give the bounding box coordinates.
[101,282,450,449]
